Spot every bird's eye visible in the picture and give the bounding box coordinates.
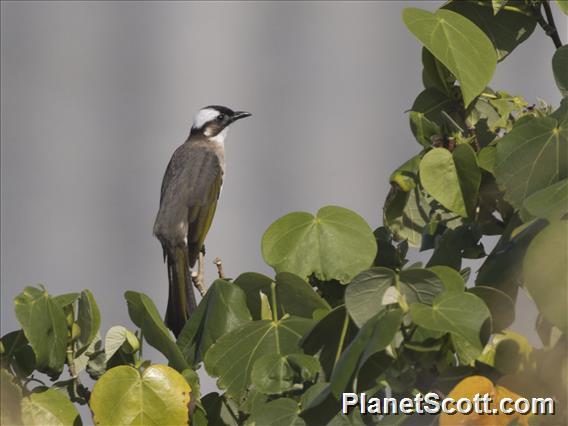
[217,114,225,121]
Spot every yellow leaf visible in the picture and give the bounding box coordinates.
[439,375,530,426]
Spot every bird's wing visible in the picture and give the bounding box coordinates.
[158,142,223,266]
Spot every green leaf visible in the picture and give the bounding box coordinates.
[234,273,330,321]
[420,145,481,217]
[21,388,81,426]
[53,293,80,309]
[14,286,67,375]
[251,353,320,394]
[384,156,431,247]
[468,286,515,332]
[259,292,273,320]
[300,306,357,379]
[124,291,188,372]
[77,289,100,349]
[1,369,23,425]
[247,398,305,426]
[330,309,402,396]
[476,216,546,298]
[411,87,462,128]
[409,112,440,147]
[177,279,251,366]
[384,184,430,248]
[1,330,36,378]
[104,326,139,361]
[443,0,536,61]
[205,317,314,398]
[90,364,190,426]
[200,392,238,426]
[523,178,568,220]
[478,146,496,174]
[276,272,331,318]
[410,292,490,359]
[558,0,568,14]
[524,220,568,332]
[399,268,445,305]
[262,206,377,283]
[421,48,455,95]
[494,115,567,217]
[287,353,321,381]
[234,273,273,320]
[428,265,465,294]
[402,8,497,106]
[553,46,568,97]
[344,268,397,327]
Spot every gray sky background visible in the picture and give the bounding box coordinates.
[1,0,566,414]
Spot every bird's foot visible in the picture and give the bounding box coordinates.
[191,251,207,296]
[191,271,206,296]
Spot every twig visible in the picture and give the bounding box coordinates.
[533,1,563,49]
[66,343,82,399]
[543,0,563,48]
[213,257,225,279]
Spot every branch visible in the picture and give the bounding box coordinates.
[213,257,225,279]
[534,1,563,49]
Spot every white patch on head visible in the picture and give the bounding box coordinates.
[192,108,220,130]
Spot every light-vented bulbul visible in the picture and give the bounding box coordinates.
[153,106,251,336]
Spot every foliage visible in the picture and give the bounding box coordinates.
[1,1,566,425]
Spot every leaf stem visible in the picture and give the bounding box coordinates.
[270,282,278,323]
[333,311,350,369]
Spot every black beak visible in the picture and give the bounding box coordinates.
[230,111,252,123]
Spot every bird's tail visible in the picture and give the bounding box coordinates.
[165,247,197,337]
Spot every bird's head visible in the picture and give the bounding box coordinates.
[190,105,251,142]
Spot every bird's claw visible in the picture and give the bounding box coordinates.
[191,252,207,296]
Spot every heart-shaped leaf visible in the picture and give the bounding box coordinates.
[176,279,251,366]
[410,292,490,359]
[14,285,68,375]
[205,317,314,398]
[262,206,377,283]
[403,8,497,106]
[420,145,481,217]
[345,268,397,327]
[21,388,81,426]
[90,364,190,426]
[494,114,567,217]
[399,268,445,305]
[443,0,536,61]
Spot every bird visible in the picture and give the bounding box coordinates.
[153,105,251,337]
